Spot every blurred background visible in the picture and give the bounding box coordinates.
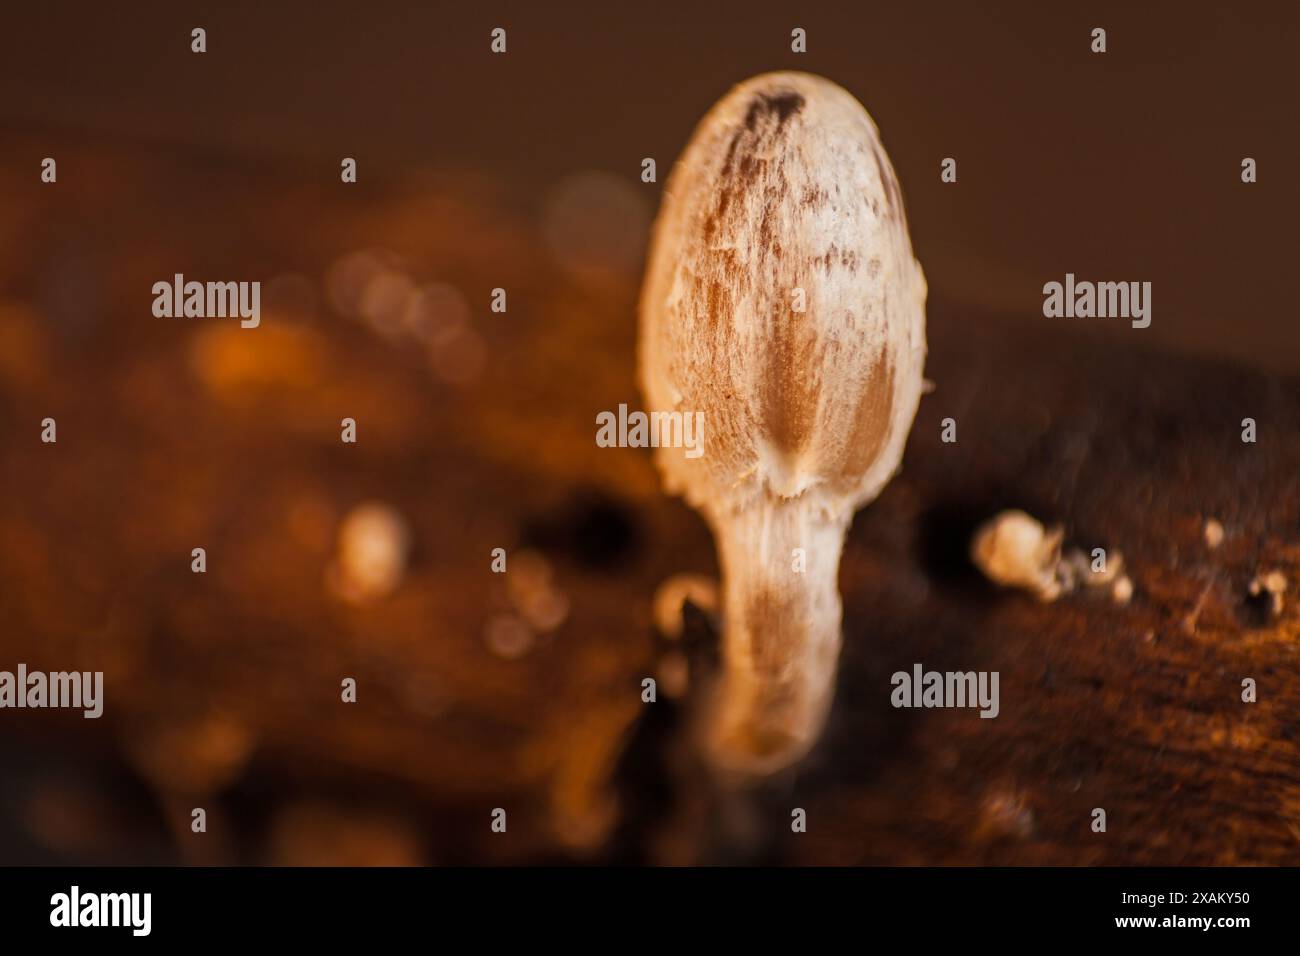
[0,1,1297,865]
[3,0,1297,369]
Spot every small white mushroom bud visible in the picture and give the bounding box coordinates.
[638,72,927,775]
[971,510,1065,602]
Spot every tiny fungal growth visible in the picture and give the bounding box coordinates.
[328,501,411,603]
[971,510,1065,602]
[1248,569,1287,618]
[652,573,719,641]
[971,509,1132,606]
[638,72,928,775]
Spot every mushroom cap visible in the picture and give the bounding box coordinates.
[638,71,927,521]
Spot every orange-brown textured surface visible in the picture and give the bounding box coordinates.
[1,136,1298,865]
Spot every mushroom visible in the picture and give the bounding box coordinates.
[638,72,927,774]
[971,510,1066,601]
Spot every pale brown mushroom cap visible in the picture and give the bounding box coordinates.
[638,71,927,524]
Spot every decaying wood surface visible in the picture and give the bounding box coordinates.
[0,136,1296,864]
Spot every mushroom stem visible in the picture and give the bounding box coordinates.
[704,496,848,775]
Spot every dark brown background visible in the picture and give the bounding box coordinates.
[3,0,1297,369]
